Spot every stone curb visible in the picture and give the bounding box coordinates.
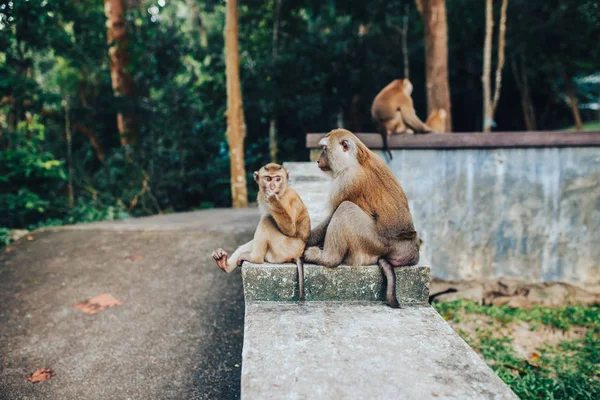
[242,263,430,303]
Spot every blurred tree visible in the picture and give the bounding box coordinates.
[482,0,508,132]
[562,70,583,130]
[105,0,138,145]
[416,0,452,131]
[225,0,249,207]
[0,0,598,234]
[510,54,536,131]
[186,0,209,48]
[269,0,282,162]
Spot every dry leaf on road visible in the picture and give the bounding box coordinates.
[74,294,122,315]
[27,368,55,383]
[125,254,144,262]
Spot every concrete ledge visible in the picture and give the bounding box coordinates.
[307,131,600,149]
[242,303,517,399]
[242,262,430,304]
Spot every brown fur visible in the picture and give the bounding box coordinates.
[212,163,310,299]
[371,79,432,159]
[426,108,447,133]
[306,129,419,307]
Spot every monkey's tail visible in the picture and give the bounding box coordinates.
[295,257,305,302]
[378,258,400,308]
[381,132,393,161]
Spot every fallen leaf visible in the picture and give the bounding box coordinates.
[125,254,144,262]
[27,368,55,383]
[232,329,241,334]
[526,350,542,367]
[74,294,122,315]
[4,246,13,253]
[26,235,35,241]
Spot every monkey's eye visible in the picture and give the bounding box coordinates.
[265,177,271,182]
[341,140,349,152]
[275,177,281,182]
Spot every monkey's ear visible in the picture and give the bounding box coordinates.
[285,169,290,180]
[253,171,259,182]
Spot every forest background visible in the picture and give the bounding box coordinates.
[1,0,599,241]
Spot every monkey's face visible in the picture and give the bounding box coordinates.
[317,133,358,175]
[254,169,288,196]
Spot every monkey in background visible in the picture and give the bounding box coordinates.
[304,129,420,308]
[371,79,432,159]
[426,108,448,133]
[212,163,310,300]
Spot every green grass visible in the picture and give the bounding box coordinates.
[567,120,600,131]
[433,300,600,399]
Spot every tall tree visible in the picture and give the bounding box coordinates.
[416,0,452,132]
[186,0,208,48]
[224,0,249,208]
[401,3,410,80]
[105,0,137,146]
[269,0,283,163]
[482,0,509,132]
[562,70,583,131]
[511,55,536,131]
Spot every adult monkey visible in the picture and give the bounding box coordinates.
[303,129,420,308]
[371,79,432,160]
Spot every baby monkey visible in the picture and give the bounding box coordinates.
[212,163,310,300]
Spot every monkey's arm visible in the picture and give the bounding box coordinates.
[400,104,433,133]
[306,215,331,246]
[267,196,298,237]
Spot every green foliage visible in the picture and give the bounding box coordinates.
[0,0,599,231]
[0,227,11,247]
[434,300,600,399]
[0,117,67,228]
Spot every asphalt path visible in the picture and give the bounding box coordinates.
[0,209,259,400]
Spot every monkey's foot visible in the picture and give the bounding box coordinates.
[212,248,229,272]
[303,246,322,264]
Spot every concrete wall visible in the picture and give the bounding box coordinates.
[377,147,600,285]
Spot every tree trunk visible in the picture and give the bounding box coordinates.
[74,123,106,162]
[401,4,410,80]
[511,56,536,131]
[186,0,208,48]
[105,0,137,146]
[65,100,74,208]
[562,71,583,131]
[269,0,282,163]
[224,0,248,208]
[490,0,508,116]
[482,0,509,132]
[482,0,493,132]
[417,0,452,132]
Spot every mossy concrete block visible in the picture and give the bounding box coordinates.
[242,262,430,303]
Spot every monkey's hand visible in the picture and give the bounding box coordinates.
[212,248,229,272]
[265,190,279,203]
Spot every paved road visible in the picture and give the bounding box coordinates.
[0,209,259,400]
